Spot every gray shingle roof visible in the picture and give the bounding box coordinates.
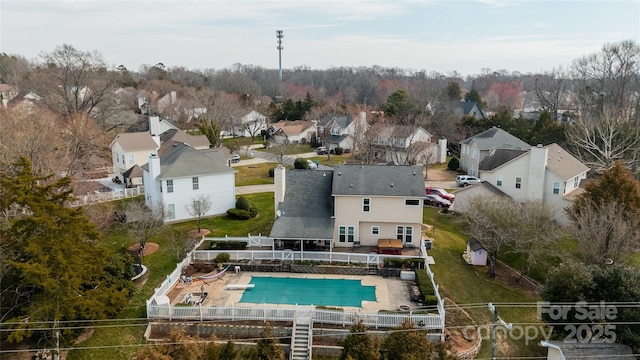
[332,164,424,197]
[269,170,335,240]
[545,143,589,180]
[479,149,527,171]
[142,144,235,179]
[542,341,633,360]
[113,132,158,151]
[460,126,530,150]
[318,113,352,127]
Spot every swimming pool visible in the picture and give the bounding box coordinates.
[238,276,376,307]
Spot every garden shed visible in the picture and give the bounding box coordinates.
[464,239,487,266]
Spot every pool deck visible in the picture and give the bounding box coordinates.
[167,271,420,313]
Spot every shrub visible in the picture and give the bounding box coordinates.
[268,167,275,177]
[334,147,344,155]
[293,158,308,169]
[424,295,438,306]
[447,157,459,171]
[215,252,231,263]
[227,208,251,220]
[209,241,247,250]
[236,196,251,211]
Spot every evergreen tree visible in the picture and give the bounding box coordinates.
[0,157,132,344]
[255,322,285,360]
[464,88,484,109]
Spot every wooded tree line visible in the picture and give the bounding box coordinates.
[1,41,638,175]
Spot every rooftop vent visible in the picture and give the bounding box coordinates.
[390,183,394,187]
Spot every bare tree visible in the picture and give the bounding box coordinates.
[464,196,557,278]
[566,114,640,173]
[185,195,213,233]
[26,44,119,125]
[534,67,569,120]
[121,200,165,262]
[567,201,640,264]
[165,229,197,262]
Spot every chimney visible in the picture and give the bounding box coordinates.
[149,153,161,180]
[1,98,7,108]
[149,116,160,136]
[274,165,286,218]
[527,144,547,200]
[170,91,177,104]
[438,137,447,163]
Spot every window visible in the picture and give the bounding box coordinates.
[405,199,420,206]
[167,204,175,220]
[396,226,403,240]
[128,154,134,165]
[166,180,174,193]
[372,226,379,235]
[339,226,355,243]
[496,175,503,187]
[115,153,119,163]
[405,227,413,244]
[515,177,522,189]
[574,177,579,188]
[472,148,478,159]
[553,181,560,195]
[192,177,199,190]
[362,198,370,212]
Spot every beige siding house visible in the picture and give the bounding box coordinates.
[270,164,425,249]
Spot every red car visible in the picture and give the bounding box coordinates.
[425,187,455,202]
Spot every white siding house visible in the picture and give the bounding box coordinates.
[142,144,237,223]
[459,127,530,177]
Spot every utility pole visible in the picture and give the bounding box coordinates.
[276,30,284,104]
[488,302,512,360]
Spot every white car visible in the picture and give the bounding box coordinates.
[307,160,318,169]
[456,175,481,187]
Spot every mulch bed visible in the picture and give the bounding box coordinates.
[127,242,160,256]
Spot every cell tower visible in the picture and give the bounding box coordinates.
[276,30,284,83]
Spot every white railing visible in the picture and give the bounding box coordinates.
[146,236,445,333]
[67,186,145,207]
[147,304,443,330]
[193,249,419,265]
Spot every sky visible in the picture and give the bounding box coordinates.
[1,0,639,77]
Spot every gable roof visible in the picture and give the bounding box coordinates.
[126,117,178,133]
[269,169,335,240]
[158,129,210,152]
[454,181,509,197]
[112,132,158,151]
[545,143,589,180]
[468,239,486,251]
[142,144,235,179]
[479,149,527,171]
[540,340,633,360]
[461,126,530,151]
[458,101,486,117]
[319,113,353,128]
[273,120,315,136]
[123,164,144,179]
[332,164,424,197]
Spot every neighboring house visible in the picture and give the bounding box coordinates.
[233,110,267,137]
[142,144,236,223]
[460,126,531,177]
[110,116,210,186]
[269,120,316,144]
[452,181,508,214]
[455,143,590,224]
[370,125,447,165]
[0,84,18,107]
[270,164,425,249]
[316,112,368,152]
[447,101,486,120]
[6,91,42,112]
[540,341,633,360]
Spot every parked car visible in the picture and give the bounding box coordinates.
[424,194,452,208]
[230,154,241,163]
[456,175,481,187]
[307,160,318,169]
[426,187,455,202]
[316,146,329,155]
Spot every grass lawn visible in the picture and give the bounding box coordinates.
[423,207,547,358]
[66,193,275,360]
[257,143,316,155]
[305,153,353,167]
[234,163,277,186]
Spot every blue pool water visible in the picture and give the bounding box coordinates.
[238,276,376,307]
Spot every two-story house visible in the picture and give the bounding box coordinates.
[233,110,267,137]
[110,116,210,186]
[270,164,425,250]
[455,143,589,224]
[316,112,368,152]
[459,126,530,177]
[370,125,447,165]
[141,144,237,223]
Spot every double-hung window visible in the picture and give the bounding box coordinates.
[553,181,560,195]
[192,177,199,190]
[496,175,503,187]
[166,180,174,193]
[339,226,355,243]
[362,198,370,212]
[515,177,522,189]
